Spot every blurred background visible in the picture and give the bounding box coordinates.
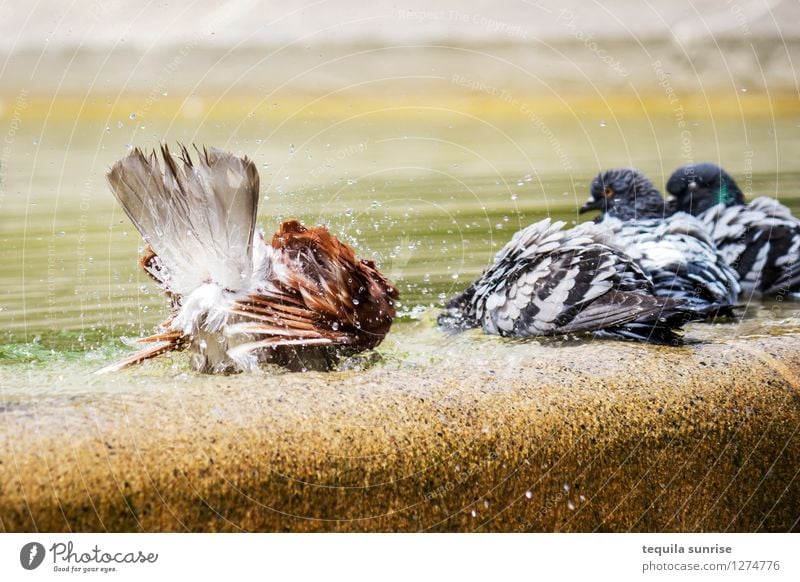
[1,0,799,354]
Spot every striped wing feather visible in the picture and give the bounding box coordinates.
[607,214,740,308]
[703,200,800,295]
[450,218,688,342]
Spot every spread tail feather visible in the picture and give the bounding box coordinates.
[107,144,259,294]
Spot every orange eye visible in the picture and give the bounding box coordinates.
[604,187,614,197]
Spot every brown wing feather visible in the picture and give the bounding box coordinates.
[93,331,185,375]
[270,220,398,348]
[224,221,398,364]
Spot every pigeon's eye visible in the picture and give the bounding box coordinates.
[604,187,614,197]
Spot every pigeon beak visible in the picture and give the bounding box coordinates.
[579,198,602,214]
[665,194,679,212]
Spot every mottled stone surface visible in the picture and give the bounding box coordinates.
[1,324,799,532]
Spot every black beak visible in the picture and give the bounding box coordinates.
[579,198,603,214]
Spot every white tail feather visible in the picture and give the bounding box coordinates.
[107,144,259,295]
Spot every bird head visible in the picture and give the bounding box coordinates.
[581,168,668,221]
[665,163,745,215]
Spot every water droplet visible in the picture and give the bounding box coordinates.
[599,121,607,127]
[331,322,340,330]
[567,500,576,510]
[740,87,748,93]
[524,174,532,182]
[352,298,360,305]
[129,112,137,120]
[470,510,477,518]
[288,144,295,154]
[483,500,489,509]
[199,340,208,350]
[525,490,532,499]
[563,483,570,493]
[511,194,518,201]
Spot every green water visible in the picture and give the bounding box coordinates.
[2,108,800,369]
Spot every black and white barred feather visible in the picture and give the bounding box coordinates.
[585,169,739,316]
[667,163,800,298]
[600,215,740,314]
[694,199,800,297]
[438,218,700,345]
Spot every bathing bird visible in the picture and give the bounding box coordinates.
[666,162,800,298]
[97,144,397,374]
[438,217,702,345]
[580,168,739,316]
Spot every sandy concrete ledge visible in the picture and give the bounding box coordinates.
[1,330,799,532]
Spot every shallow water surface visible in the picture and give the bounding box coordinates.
[2,105,800,388]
